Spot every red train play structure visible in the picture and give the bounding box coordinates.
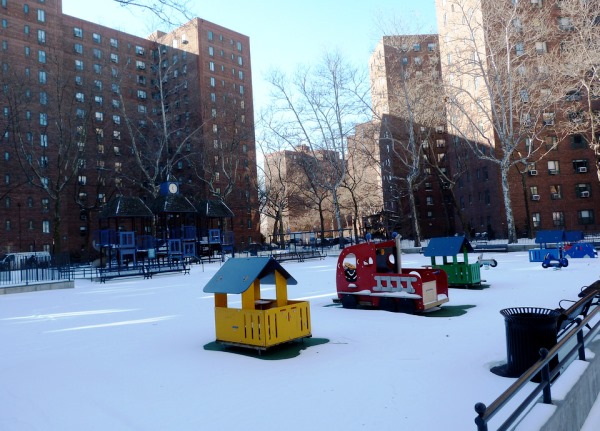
[335,237,449,313]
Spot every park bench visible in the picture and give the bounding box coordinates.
[272,249,326,263]
[473,243,509,253]
[97,260,190,283]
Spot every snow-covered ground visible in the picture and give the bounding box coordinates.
[1,250,599,431]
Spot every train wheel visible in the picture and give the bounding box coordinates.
[542,262,549,268]
[397,299,416,314]
[379,297,397,312]
[561,258,569,267]
[341,294,358,309]
[490,259,498,267]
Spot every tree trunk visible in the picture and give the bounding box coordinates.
[501,167,517,243]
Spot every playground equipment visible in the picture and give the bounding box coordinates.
[477,254,498,269]
[562,231,597,259]
[529,230,597,263]
[203,257,311,350]
[541,253,569,269]
[335,236,449,313]
[423,236,482,287]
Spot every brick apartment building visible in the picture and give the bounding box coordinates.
[0,0,260,259]
[435,0,600,237]
[367,34,458,240]
[263,145,353,243]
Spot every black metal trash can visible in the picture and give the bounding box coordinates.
[492,307,560,379]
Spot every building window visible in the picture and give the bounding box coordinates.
[37,29,46,43]
[515,43,525,56]
[75,59,83,71]
[578,210,594,225]
[73,27,83,38]
[208,46,214,56]
[544,135,557,150]
[535,41,547,54]
[547,160,559,175]
[135,45,144,55]
[576,183,591,198]
[40,134,47,147]
[552,211,565,227]
[542,112,555,126]
[137,89,147,99]
[92,33,101,44]
[570,134,587,149]
[532,212,541,228]
[550,185,562,200]
[530,186,539,200]
[42,220,50,233]
[39,70,47,83]
[135,60,145,70]
[39,113,47,126]
[110,38,118,48]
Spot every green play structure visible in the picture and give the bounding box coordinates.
[423,236,482,287]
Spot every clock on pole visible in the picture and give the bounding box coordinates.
[160,182,179,195]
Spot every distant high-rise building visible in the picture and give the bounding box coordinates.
[0,0,259,258]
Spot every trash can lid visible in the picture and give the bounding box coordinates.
[500,307,561,322]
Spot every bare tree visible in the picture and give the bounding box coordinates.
[112,33,204,199]
[257,138,292,245]
[4,47,87,253]
[553,0,600,182]
[264,51,371,241]
[438,0,571,242]
[369,33,448,246]
[342,121,385,240]
[112,0,194,27]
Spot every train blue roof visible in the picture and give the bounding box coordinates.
[423,235,473,256]
[203,257,297,294]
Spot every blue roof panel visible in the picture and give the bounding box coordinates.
[203,257,297,294]
[423,235,473,256]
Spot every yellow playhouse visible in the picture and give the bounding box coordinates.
[203,257,312,350]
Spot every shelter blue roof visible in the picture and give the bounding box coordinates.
[535,230,566,244]
[564,230,584,242]
[535,230,584,244]
[203,257,297,294]
[423,235,473,257]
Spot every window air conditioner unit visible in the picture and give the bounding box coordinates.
[552,193,560,199]
[529,169,538,176]
[581,191,590,198]
[578,166,588,173]
[549,169,558,175]
[532,194,540,201]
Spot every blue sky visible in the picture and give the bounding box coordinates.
[62,0,438,113]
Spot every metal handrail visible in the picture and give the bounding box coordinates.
[474,302,600,431]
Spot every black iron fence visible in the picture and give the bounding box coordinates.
[474,294,600,430]
[0,265,73,287]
